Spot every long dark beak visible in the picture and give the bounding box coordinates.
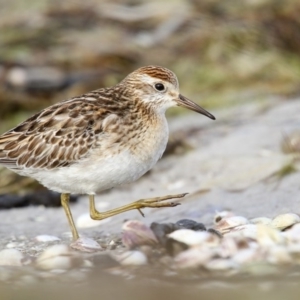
[176,94,215,120]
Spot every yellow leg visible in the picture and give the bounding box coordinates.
[61,193,79,241]
[89,193,187,220]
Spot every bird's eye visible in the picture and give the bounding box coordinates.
[154,83,165,91]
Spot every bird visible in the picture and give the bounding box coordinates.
[0,66,215,241]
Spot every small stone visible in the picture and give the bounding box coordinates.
[271,213,300,230]
[0,249,25,266]
[34,235,61,242]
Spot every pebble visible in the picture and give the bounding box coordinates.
[0,249,26,266]
[36,245,83,270]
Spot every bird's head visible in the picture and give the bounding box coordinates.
[122,65,215,120]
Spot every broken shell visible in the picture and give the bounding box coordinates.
[226,224,258,240]
[70,237,102,252]
[113,250,148,266]
[0,249,26,266]
[36,245,83,270]
[168,229,220,247]
[214,211,235,224]
[122,220,158,249]
[174,247,214,269]
[250,217,272,226]
[271,213,300,230]
[215,216,249,234]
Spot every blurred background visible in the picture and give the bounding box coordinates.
[0,0,300,204]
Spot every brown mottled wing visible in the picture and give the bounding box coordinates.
[0,96,114,170]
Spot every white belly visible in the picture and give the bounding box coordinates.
[25,118,169,194]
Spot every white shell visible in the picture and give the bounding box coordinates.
[232,248,263,265]
[36,245,83,270]
[174,247,213,269]
[282,223,300,244]
[215,216,249,233]
[271,213,300,230]
[0,249,25,266]
[168,229,219,247]
[267,246,292,264]
[256,225,285,247]
[113,250,148,266]
[226,224,258,240]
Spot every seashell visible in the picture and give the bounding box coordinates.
[218,237,239,258]
[226,224,258,240]
[204,258,238,271]
[214,211,235,224]
[0,249,26,266]
[36,245,83,270]
[256,225,285,247]
[271,213,300,230]
[174,247,214,269]
[215,216,249,234]
[70,236,102,252]
[34,235,61,242]
[168,229,220,247]
[113,250,148,266]
[250,217,272,226]
[267,246,292,265]
[76,213,111,229]
[122,220,158,249]
[282,223,300,244]
[232,248,263,265]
